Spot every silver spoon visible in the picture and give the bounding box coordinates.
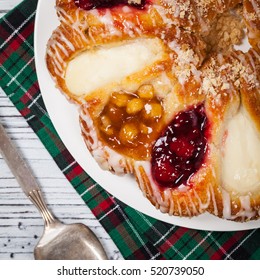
[0,122,108,260]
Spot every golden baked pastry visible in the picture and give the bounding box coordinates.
[243,0,260,52]
[159,0,242,35]
[46,0,260,221]
[47,0,206,104]
[207,49,260,221]
[130,49,260,220]
[79,82,169,174]
[131,52,239,217]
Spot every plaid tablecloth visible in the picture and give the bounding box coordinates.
[0,0,259,260]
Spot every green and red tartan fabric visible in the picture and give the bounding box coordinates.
[0,0,259,260]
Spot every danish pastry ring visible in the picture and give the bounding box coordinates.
[46,0,260,220]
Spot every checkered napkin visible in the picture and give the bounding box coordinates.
[1,0,259,260]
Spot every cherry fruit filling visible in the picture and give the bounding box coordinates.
[74,0,146,10]
[151,104,208,189]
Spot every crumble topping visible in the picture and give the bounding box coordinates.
[160,0,194,21]
[203,6,245,53]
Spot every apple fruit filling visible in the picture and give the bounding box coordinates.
[97,84,164,160]
[221,106,260,195]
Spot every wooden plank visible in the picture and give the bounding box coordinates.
[0,0,20,10]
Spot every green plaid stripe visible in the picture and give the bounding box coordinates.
[0,0,259,260]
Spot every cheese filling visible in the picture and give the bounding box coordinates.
[65,38,164,96]
[222,107,260,194]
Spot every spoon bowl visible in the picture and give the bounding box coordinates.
[34,222,107,260]
[34,221,107,260]
[29,190,108,260]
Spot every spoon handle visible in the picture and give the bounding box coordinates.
[0,122,40,195]
[28,190,57,227]
[0,122,57,226]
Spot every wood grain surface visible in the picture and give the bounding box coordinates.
[0,0,122,260]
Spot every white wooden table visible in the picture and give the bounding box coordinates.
[0,0,122,260]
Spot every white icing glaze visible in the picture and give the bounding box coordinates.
[133,160,213,216]
[96,9,122,36]
[168,39,201,85]
[48,1,207,91]
[48,0,260,220]
[222,189,256,220]
[80,106,128,174]
[57,7,89,42]
[153,4,175,26]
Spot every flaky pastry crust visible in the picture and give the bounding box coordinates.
[47,0,260,220]
[204,50,260,221]
[243,0,260,52]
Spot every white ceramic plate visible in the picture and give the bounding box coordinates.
[34,0,260,231]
